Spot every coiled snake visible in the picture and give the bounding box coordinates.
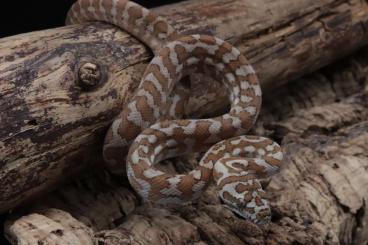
[67,0,283,224]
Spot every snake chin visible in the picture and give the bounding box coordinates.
[221,198,271,225]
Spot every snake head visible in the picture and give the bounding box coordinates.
[214,159,272,225]
[226,193,271,225]
[218,181,271,225]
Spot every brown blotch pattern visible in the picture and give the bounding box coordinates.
[68,0,283,225]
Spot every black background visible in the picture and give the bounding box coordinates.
[0,0,182,38]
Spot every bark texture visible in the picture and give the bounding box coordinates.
[1,0,368,212]
[1,0,368,244]
[4,46,368,245]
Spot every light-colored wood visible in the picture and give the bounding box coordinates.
[5,47,368,244]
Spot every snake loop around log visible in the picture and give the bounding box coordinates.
[67,0,283,224]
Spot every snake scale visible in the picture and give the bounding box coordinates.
[67,0,283,224]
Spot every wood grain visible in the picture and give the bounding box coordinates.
[1,0,368,212]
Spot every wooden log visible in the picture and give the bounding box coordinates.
[4,47,368,244]
[1,0,368,212]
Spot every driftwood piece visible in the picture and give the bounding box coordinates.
[4,47,368,244]
[1,0,368,219]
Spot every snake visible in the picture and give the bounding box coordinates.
[67,0,283,224]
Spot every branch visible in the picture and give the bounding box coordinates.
[5,47,368,244]
[1,0,368,213]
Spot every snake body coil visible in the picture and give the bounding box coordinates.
[67,0,283,224]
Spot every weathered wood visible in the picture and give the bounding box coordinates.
[1,0,368,212]
[5,47,368,244]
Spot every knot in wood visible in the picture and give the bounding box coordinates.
[77,62,101,89]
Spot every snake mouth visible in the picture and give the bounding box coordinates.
[219,194,271,225]
[232,205,271,225]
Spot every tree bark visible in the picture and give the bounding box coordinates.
[1,0,368,234]
[4,46,368,245]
